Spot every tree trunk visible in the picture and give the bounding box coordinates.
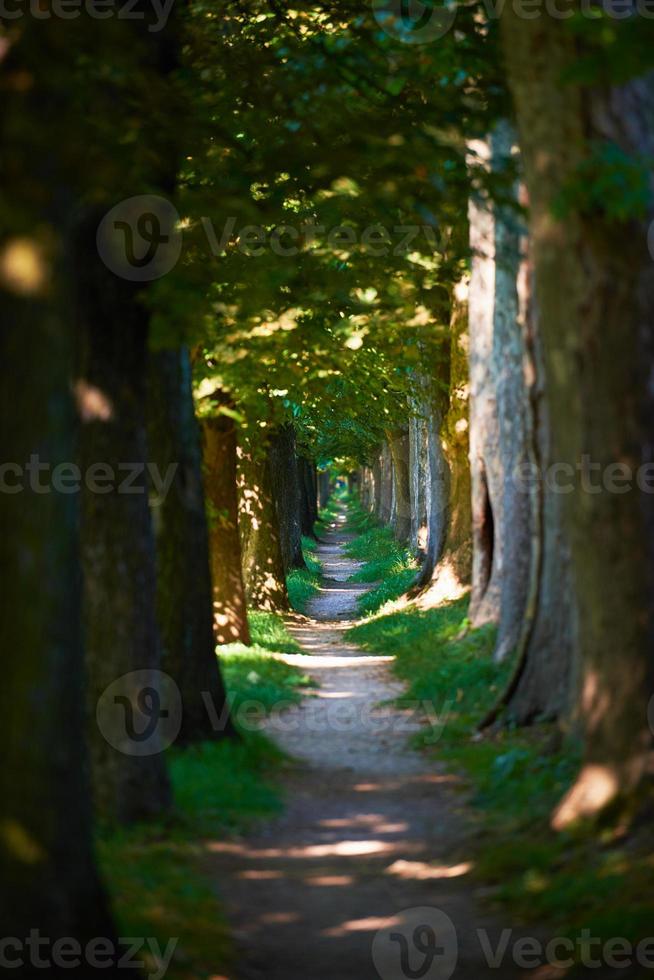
[467,138,505,629]
[487,243,578,728]
[202,411,252,646]
[147,348,235,743]
[298,456,318,538]
[268,424,307,572]
[0,237,119,962]
[377,443,394,525]
[238,444,290,612]
[318,470,331,511]
[76,213,172,825]
[409,408,431,557]
[489,122,533,664]
[389,428,412,543]
[415,288,472,603]
[502,6,654,819]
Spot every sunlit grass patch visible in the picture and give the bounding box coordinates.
[248,610,303,654]
[344,520,418,614]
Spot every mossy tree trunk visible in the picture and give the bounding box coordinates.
[502,6,654,818]
[238,443,290,613]
[148,349,234,743]
[202,410,252,646]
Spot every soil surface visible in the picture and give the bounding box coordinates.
[207,510,541,980]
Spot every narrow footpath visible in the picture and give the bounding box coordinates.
[207,509,537,980]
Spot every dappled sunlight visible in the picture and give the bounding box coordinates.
[551,765,620,830]
[74,380,114,422]
[0,236,48,295]
[385,859,473,880]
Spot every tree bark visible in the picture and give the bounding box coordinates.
[502,6,654,819]
[318,469,331,511]
[0,236,119,963]
[238,443,290,612]
[489,122,533,664]
[268,424,306,572]
[377,443,394,525]
[415,288,472,603]
[409,409,431,557]
[298,456,319,538]
[389,428,412,544]
[75,213,172,825]
[147,349,235,743]
[202,411,252,646]
[467,138,505,629]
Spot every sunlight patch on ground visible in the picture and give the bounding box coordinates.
[385,859,473,880]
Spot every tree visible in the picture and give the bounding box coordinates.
[148,348,234,741]
[201,402,252,646]
[501,4,654,822]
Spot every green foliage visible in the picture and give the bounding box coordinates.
[220,612,316,714]
[248,610,303,654]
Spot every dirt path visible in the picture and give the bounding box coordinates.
[207,511,535,980]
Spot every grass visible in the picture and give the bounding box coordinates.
[342,503,418,616]
[348,585,654,969]
[287,536,323,612]
[99,610,314,980]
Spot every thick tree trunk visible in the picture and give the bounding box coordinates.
[489,123,533,663]
[415,289,472,603]
[147,349,235,744]
[76,214,172,825]
[502,7,654,819]
[487,250,577,728]
[0,244,118,961]
[268,424,307,572]
[389,428,412,544]
[202,411,252,647]
[238,445,290,612]
[467,139,505,629]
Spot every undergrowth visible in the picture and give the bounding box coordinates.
[99,611,312,980]
[348,584,654,971]
[343,502,418,615]
[287,535,323,612]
